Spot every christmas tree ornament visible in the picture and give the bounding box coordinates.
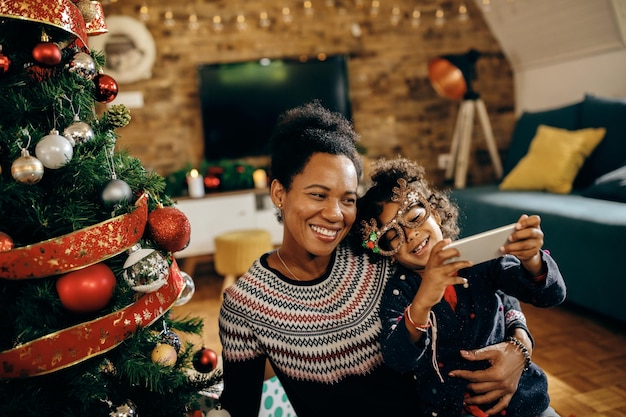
[35,129,74,169]
[206,406,231,417]
[67,51,97,80]
[94,73,119,103]
[56,263,117,313]
[109,400,138,417]
[192,347,218,373]
[0,45,11,75]
[146,206,191,252]
[76,0,98,22]
[151,342,177,367]
[174,271,195,306]
[103,104,132,129]
[63,114,95,145]
[159,322,182,353]
[122,243,170,293]
[0,0,88,49]
[161,330,182,354]
[85,0,108,36]
[32,29,62,66]
[0,193,149,280]
[0,231,14,252]
[11,149,44,184]
[102,178,133,206]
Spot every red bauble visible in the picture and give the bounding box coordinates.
[25,63,54,82]
[32,42,62,66]
[0,231,14,252]
[192,347,218,373]
[56,263,117,313]
[94,73,119,103]
[0,51,11,75]
[146,206,191,253]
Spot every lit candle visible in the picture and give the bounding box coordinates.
[252,169,267,189]
[187,169,205,198]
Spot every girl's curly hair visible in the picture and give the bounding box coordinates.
[350,157,460,255]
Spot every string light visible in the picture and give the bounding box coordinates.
[259,10,271,29]
[139,3,150,22]
[163,8,175,27]
[391,5,401,26]
[370,0,380,17]
[212,15,224,32]
[411,8,421,28]
[131,1,478,33]
[188,12,199,30]
[435,7,445,27]
[236,13,248,31]
[458,3,469,21]
[282,6,293,23]
[303,1,314,16]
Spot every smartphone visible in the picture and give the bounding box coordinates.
[443,223,517,265]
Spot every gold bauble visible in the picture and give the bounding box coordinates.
[151,343,177,367]
[11,150,44,184]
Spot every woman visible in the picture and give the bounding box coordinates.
[217,101,533,417]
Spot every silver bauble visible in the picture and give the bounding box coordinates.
[109,400,138,417]
[11,149,44,184]
[102,179,133,205]
[68,51,97,80]
[174,271,196,306]
[35,130,73,169]
[122,243,170,292]
[63,119,94,145]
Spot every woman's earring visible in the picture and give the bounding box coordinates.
[275,203,283,222]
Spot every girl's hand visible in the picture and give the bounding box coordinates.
[411,239,471,311]
[503,214,544,276]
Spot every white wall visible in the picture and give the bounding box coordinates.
[514,48,626,113]
[476,0,626,114]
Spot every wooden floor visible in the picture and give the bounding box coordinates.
[172,256,626,417]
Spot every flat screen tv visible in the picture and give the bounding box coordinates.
[197,55,352,161]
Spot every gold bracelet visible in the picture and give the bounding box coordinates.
[506,336,531,371]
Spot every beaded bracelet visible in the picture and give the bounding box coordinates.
[506,336,531,371]
[403,304,431,332]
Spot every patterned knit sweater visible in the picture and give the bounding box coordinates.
[218,243,420,417]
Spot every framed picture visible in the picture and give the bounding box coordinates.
[88,15,156,84]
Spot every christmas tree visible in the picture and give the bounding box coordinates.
[0,1,221,416]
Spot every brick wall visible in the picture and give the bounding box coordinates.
[100,0,515,187]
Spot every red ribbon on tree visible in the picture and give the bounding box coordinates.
[0,258,185,379]
[0,193,148,280]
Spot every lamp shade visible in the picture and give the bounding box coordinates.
[428,49,481,100]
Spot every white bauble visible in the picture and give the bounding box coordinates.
[35,130,73,169]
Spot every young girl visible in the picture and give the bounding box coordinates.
[356,157,566,417]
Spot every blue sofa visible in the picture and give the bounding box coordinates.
[450,95,626,323]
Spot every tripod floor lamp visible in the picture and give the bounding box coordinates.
[428,49,502,189]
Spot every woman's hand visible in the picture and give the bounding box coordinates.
[447,329,531,415]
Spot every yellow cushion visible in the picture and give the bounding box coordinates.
[499,125,606,194]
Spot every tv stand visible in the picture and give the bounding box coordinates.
[173,188,283,258]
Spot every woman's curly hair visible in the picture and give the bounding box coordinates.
[350,157,460,255]
[269,100,362,191]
